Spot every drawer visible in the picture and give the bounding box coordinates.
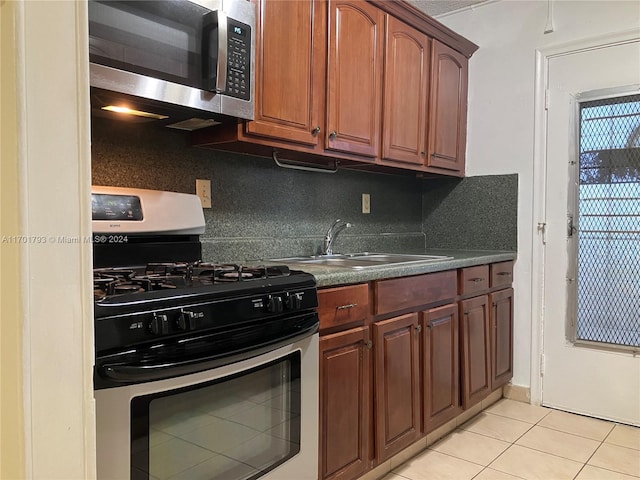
[318,284,369,332]
[374,270,457,316]
[459,265,489,296]
[491,261,514,288]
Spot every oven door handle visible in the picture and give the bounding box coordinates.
[100,322,318,384]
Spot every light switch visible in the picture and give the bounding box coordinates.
[362,193,371,214]
[196,179,212,208]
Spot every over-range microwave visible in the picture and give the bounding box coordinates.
[88,0,255,130]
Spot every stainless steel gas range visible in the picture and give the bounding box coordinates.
[92,186,319,480]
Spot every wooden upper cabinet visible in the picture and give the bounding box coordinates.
[244,0,325,148]
[428,40,468,174]
[326,0,384,157]
[193,0,477,177]
[382,16,430,165]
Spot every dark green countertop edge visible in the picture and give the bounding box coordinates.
[268,250,517,288]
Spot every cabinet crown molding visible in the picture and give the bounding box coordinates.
[368,0,479,58]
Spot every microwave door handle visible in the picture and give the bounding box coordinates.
[216,11,228,93]
[201,10,227,93]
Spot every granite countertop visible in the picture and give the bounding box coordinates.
[266,249,517,288]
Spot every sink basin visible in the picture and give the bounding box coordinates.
[271,252,453,269]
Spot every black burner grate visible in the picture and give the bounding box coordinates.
[94,262,291,300]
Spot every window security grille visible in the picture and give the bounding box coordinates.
[576,94,640,348]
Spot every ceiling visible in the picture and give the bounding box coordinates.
[406,0,489,17]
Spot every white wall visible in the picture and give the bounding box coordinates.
[438,0,640,391]
[1,1,96,477]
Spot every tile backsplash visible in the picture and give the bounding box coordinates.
[91,118,424,262]
[422,174,518,251]
[91,118,517,261]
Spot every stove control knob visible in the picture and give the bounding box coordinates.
[178,310,197,331]
[150,313,169,335]
[284,292,302,310]
[266,295,284,314]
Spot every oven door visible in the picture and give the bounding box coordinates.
[95,332,318,480]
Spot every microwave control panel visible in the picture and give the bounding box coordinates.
[226,19,251,100]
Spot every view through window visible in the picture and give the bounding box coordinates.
[576,93,640,348]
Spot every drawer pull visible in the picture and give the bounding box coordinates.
[496,272,512,276]
[469,277,486,283]
[336,303,358,310]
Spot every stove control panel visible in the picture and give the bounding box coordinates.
[265,294,283,314]
[150,313,169,335]
[284,292,303,310]
[262,291,305,314]
[95,284,319,353]
[177,309,203,331]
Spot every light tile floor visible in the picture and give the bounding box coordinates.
[384,399,640,480]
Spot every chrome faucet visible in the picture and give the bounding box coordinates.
[322,219,352,256]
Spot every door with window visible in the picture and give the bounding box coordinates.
[542,39,640,426]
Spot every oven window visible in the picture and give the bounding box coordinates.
[130,352,301,480]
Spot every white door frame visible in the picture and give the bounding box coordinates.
[530,28,640,406]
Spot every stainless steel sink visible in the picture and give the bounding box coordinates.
[271,252,453,269]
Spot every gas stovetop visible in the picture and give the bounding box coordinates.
[94,262,294,302]
[93,261,318,355]
[90,187,319,362]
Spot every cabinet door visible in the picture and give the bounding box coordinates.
[428,40,468,173]
[382,16,430,165]
[326,0,384,157]
[422,304,460,433]
[460,295,491,409]
[244,0,325,147]
[373,313,420,462]
[319,327,370,480]
[490,288,514,390]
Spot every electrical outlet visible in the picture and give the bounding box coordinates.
[362,193,371,214]
[196,179,212,208]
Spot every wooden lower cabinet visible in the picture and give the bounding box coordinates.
[318,263,514,480]
[490,288,514,390]
[373,313,421,462]
[319,326,370,480]
[421,303,460,432]
[460,295,491,409]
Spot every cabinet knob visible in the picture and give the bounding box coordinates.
[365,340,373,349]
[416,324,422,333]
[312,126,321,135]
[329,130,337,140]
[421,151,426,156]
